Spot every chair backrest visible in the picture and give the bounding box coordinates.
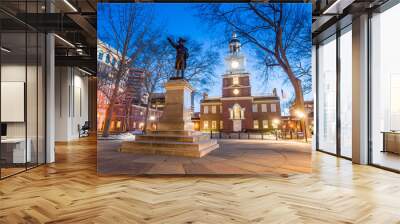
[82,121,90,129]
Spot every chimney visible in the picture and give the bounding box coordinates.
[273,88,277,96]
[203,92,208,100]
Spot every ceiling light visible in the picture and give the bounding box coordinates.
[63,0,78,12]
[322,0,355,15]
[78,67,93,76]
[54,34,75,48]
[1,47,11,53]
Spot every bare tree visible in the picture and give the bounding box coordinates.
[97,4,159,137]
[197,3,312,116]
[140,38,220,133]
[140,40,173,133]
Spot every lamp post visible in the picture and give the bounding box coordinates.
[295,110,307,142]
[272,118,280,141]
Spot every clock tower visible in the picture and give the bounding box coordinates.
[222,33,251,98]
[200,32,281,133]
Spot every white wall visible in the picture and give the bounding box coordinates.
[54,67,89,141]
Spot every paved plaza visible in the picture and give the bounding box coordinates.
[97,139,311,175]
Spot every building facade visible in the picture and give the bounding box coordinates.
[200,33,281,132]
[97,41,162,133]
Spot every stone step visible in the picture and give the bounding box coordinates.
[125,139,217,150]
[135,134,210,143]
[120,139,219,158]
[150,130,202,136]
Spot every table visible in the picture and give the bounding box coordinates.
[1,138,31,164]
[382,131,400,154]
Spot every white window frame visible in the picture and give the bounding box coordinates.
[211,105,217,114]
[271,104,277,112]
[252,104,258,112]
[261,104,267,112]
[233,76,239,85]
[204,106,209,114]
[253,120,259,129]
[211,120,217,129]
[263,120,269,129]
[203,120,209,129]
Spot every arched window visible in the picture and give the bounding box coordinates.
[229,103,245,120]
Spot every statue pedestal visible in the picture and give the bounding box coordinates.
[120,79,219,158]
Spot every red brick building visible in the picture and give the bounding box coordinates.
[200,33,281,132]
[97,41,163,133]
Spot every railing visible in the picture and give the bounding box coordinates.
[209,130,307,141]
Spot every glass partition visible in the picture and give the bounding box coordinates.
[317,35,337,154]
[0,1,46,179]
[1,31,28,177]
[370,3,400,171]
[339,27,352,158]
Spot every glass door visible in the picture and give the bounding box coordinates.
[339,27,352,158]
[317,35,337,154]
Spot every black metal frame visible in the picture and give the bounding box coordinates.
[315,22,353,162]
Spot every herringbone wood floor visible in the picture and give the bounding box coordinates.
[1,137,400,224]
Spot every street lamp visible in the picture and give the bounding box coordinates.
[295,110,307,142]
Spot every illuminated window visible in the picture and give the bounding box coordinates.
[204,106,209,114]
[230,103,244,119]
[220,120,223,129]
[253,120,259,129]
[220,105,223,113]
[261,104,267,112]
[271,104,277,112]
[233,76,239,85]
[252,104,258,112]
[211,105,217,114]
[203,121,209,129]
[211,120,217,129]
[263,120,269,129]
[116,121,121,129]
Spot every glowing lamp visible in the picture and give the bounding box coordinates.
[231,60,239,69]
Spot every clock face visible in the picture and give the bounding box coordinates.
[231,60,239,69]
[233,89,240,95]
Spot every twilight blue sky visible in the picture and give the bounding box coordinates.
[98,3,312,114]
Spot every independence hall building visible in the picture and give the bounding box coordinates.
[200,34,281,132]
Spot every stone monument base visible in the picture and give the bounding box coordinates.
[120,131,218,158]
[120,79,219,158]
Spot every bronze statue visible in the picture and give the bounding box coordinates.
[167,37,189,79]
